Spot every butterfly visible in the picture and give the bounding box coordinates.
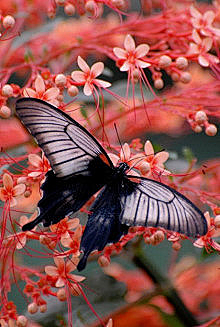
[16,97,208,270]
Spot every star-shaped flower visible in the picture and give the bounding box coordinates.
[71,56,111,96]
[113,34,151,71]
[23,75,59,105]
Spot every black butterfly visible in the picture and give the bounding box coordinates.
[16,98,207,270]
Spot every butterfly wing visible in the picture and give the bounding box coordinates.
[16,97,113,178]
[77,176,207,270]
[78,183,129,271]
[16,98,114,230]
[120,177,207,237]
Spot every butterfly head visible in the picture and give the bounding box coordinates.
[117,162,130,174]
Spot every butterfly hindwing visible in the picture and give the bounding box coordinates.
[16,98,113,178]
[119,177,207,237]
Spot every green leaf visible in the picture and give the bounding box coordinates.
[148,304,185,327]
[182,146,194,163]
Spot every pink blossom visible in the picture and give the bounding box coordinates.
[188,30,219,67]
[45,256,85,287]
[113,34,151,71]
[0,173,25,207]
[71,56,111,96]
[23,75,60,105]
[28,153,50,178]
[135,141,170,177]
[190,5,220,37]
[108,143,140,177]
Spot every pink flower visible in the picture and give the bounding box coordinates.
[71,56,111,96]
[16,212,38,249]
[23,75,60,105]
[28,153,50,178]
[113,34,151,71]
[194,212,220,252]
[0,173,25,207]
[135,141,170,177]
[50,217,79,244]
[108,143,140,177]
[45,256,85,287]
[188,30,219,67]
[190,5,220,37]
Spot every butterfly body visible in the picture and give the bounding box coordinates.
[16,98,208,270]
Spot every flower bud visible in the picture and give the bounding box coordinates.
[214,215,220,228]
[3,15,15,29]
[205,124,217,136]
[192,124,202,133]
[0,105,11,118]
[2,84,13,97]
[56,0,65,5]
[112,0,126,10]
[57,288,67,301]
[68,85,79,97]
[158,55,172,68]
[17,315,28,327]
[64,4,75,15]
[39,304,47,313]
[85,1,96,15]
[71,283,81,296]
[195,111,207,124]
[176,57,188,70]
[171,72,180,81]
[172,242,181,251]
[98,255,110,267]
[180,72,191,84]
[55,74,67,86]
[28,302,38,314]
[154,78,164,89]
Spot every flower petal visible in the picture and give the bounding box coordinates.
[45,265,58,276]
[77,56,90,73]
[71,274,86,282]
[113,47,127,59]
[135,44,150,58]
[90,62,104,78]
[28,154,42,167]
[154,151,169,164]
[94,79,111,89]
[107,153,120,166]
[3,173,13,189]
[67,218,80,229]
[120,143,130,162]
[204,10,215,25]
[16,235,26,249]
[56,277,65,287]
[13,184,26,196]
[23,88,37,97]
[124,34,135,51]
[144,140,154,156]
[120,61,130,71]
[54,256,65,270]
[136,59,151,69]
[203,37,213,52]
[192,29,201,44]
[190,5,201,19]
[44,87,59,101]
[83,82,93,96]
[71,71,86,83]
[198,55,209,67]
[35,75,45,93]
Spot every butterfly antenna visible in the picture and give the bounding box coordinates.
[114,123,126,160]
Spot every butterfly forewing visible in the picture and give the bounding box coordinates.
[16,98,113,177]
[119,178,207,237]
